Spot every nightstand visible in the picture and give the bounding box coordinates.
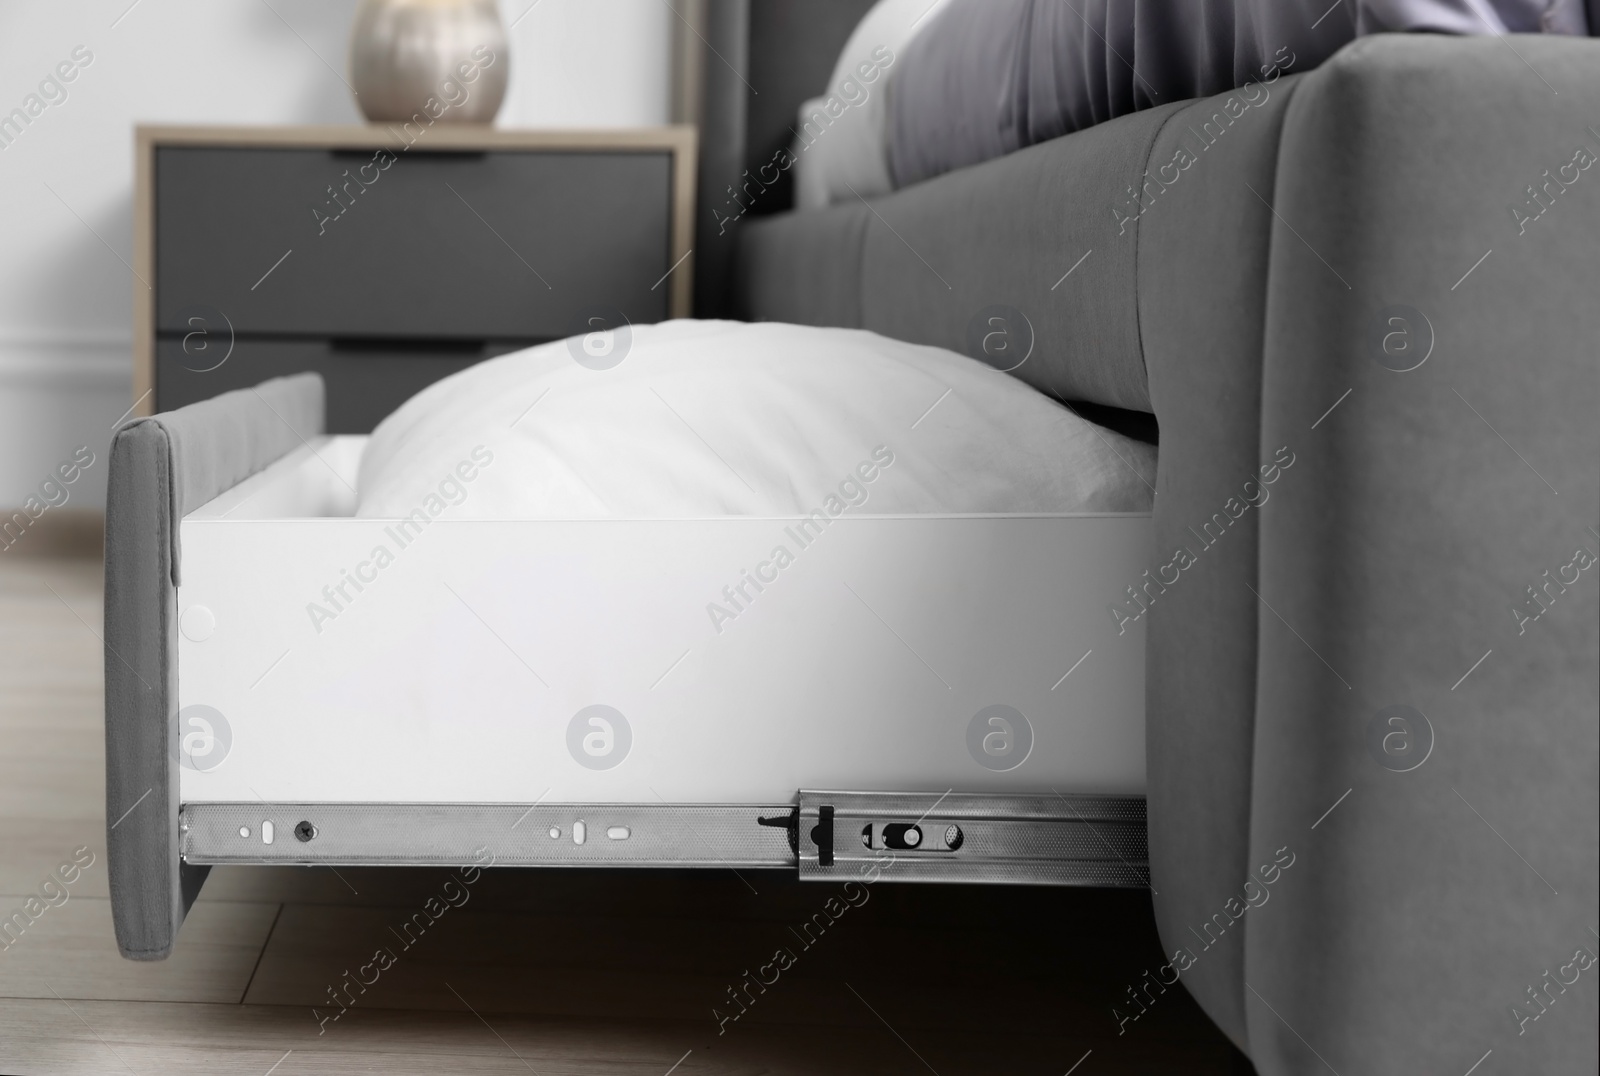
[134,125,696,430]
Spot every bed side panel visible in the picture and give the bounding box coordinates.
[1134,72,1307,1047]
[853,102,1189,414]
[1249,35,1600,1075]
[737,100,1196,413]
[735,200,870,329]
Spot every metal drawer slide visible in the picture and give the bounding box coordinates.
[181,792,1149,888]
[796,790,1148,887]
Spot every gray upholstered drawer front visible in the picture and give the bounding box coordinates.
[155,337,523,434]
[155,146,673,338]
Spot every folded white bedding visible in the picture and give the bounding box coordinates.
[791,0,954,211]
[356,320,1155,519]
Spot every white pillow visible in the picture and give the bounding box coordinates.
[357,320,1155,520]
[792,0,953,211]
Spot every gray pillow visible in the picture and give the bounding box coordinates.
[887,0,1590,188]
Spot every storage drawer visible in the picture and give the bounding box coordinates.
[156,336,528,434]
[155,146,674,338]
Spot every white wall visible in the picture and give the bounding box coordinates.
[0,0,672,510]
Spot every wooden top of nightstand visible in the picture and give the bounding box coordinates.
[136,124,696,154]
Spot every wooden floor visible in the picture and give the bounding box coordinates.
[0,555,1245,1074]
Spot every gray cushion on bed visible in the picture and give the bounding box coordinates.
[105,373,323,959]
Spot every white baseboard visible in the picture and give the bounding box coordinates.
[0,332,131,389]
[0,331,133,510]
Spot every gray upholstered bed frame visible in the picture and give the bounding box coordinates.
[699,8,1598,1074]
[108,6,1596,1072]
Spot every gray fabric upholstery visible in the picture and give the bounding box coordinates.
[740,99,1195,412]
[737,33,1599,1073]
[103,421,190,962]
[105,373,323,959]
[1135,70,1306,1047]
[734,199,870,329]
[1245,35,1598,1073]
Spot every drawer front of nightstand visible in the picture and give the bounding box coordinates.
[156,337,528,434]
[155,146,674,338]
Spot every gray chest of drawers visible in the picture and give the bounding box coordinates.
[134,125,696,430]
